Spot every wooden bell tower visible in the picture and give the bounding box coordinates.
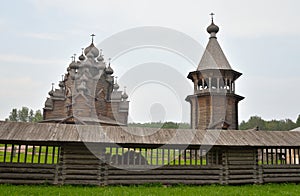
[186,14,244,130]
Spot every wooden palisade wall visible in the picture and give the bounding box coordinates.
[1,142,300,185]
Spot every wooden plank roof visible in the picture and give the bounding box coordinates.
[1,121,300,147]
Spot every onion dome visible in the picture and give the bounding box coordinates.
[48,89,54,96]
[105,65,114,75]
[84,43,94,55]
[69,61,79,69]
[79,48,86,61]
[113,83,119,91]
[207,13,219,37]
[48,83,55,96]
[122,86,128,100]
[84,43,100,58]
[207,22,219,34]
[79,54,85,61]
[90,46,99,58]
[59,81,65,88]
[122,92,128,100]
[97,54,104,62]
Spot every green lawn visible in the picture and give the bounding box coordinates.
[0,184,300,196]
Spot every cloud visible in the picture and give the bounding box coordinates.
[0,77,40,97]
[0,77,45,120]
[0,18,6,32]
[23,32,63,40]
[28,0,300,38]
[0,54,65,65]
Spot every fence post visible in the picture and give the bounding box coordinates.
[221,149,228,185]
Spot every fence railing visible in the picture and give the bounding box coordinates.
[258,148,300,165]
[88,146,212,166]
[0,144,60,164]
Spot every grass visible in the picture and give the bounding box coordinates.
[0,145,59,164]
[1,183,300,196]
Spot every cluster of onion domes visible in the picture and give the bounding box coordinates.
[47,36,128,105]
[65,41,115,85]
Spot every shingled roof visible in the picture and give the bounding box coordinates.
[197,37,232,71]
[1,121,300,147]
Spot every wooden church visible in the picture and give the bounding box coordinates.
[42,36,129,126]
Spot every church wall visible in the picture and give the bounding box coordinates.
[197,96,211,129]
[46,100,66,120]
[212,95,226,124]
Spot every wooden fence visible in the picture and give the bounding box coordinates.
[1,143,300,185]
[0,163,58,185]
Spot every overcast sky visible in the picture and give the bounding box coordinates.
[0,0,299,123]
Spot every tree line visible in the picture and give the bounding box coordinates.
[5,107,43,122]
[4,106,300,131]
[128,122,190,129]
[239,115,300,131]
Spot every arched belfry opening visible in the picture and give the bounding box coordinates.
[186,14,244,130]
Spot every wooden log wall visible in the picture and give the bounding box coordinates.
[106,165,222,185]
[0,163,58,185]
[222,148,258,184]
[60,143,107,186]
[261,165,300,183]
[2,142,300,185]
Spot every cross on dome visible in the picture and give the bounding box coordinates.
[90,34,96,43]
[210,13,215,22]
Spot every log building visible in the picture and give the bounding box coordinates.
[42,37,129,126]
[186,16,244,130]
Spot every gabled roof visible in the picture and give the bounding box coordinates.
[1,121,300,147]
[197,37,232,71]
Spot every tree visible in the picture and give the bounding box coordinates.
[296,114,300,127]
[33,110,43,122]
[8,109,18,121]
[6,107,43,123]
[240,116,265,130]
[240,115,299,131]
[128,122,190,129]
[18,107,29,122]
[29,109,34,122]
